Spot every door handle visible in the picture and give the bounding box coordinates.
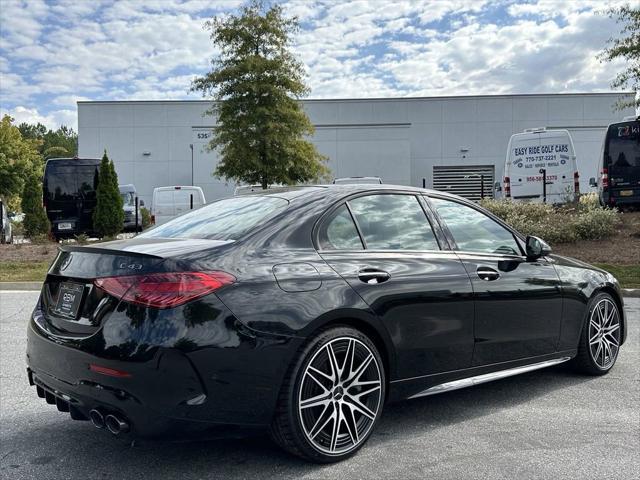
[358,269,390,284]
[477,267,500,281]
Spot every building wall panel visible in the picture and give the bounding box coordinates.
[78,94,635,205]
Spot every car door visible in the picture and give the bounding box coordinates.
[317,192,475,379]
[427,196,563,366]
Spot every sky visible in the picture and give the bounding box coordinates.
[0,0,630,130]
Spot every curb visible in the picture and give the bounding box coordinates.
[623,289,640,298]
[0,282,43,291]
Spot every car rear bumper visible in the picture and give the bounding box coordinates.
[602,190,640,206]
[26,296,303,438]
[26,319,214,437]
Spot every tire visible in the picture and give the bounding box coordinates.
[270,326,386,463]
[571,292,622,375]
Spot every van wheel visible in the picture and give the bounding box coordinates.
[271,326,385,463]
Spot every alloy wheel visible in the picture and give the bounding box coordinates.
[588,298,621,370]
[298,337,382,455]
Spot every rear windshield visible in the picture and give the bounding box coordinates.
[140,196,288,240]
[606,122,640,168]
[45,164,99,200]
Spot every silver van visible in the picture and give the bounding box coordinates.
[118,184,143,232]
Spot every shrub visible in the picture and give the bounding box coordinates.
[74,233,89,245]
[140,206,152,230]
[479,198,620,244]
[574,208,620,240]
[30,233,52,245]
[10,219,24,238]
[21,174,50,239]
[577,192,600,211]
[93,151,124,238]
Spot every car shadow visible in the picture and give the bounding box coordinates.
[1,365,598,478]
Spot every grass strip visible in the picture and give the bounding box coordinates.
[0,261,50,282]
[594,264,640,289]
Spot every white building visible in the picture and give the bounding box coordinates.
[78,93,634,206]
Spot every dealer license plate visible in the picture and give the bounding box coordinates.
[54,282,84,319]
[58,222,73,230]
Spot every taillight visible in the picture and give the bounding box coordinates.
[504,177,511,198]
[574,171,580,194]
[94,271,235,309]
[602,168,608,189]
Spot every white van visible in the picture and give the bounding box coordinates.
[151,186,206,226]
[504,128,579,203]
[333,176,383,185]
[233,184,284,195]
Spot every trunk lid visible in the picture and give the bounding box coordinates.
[41,238,232,335]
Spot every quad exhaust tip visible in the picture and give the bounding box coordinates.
[104,414,130,435]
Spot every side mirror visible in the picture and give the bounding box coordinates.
[526,235,551,260]
[139,200,145,207]
[589,177,597,187]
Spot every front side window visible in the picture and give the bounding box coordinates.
[347,194,439,250]
[431,197,521,255]
[318,205,363,250]
[140,196,288,241]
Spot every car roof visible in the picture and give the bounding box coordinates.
[246,184,460,203]
[153,186,204,192]
[45,157,101,167]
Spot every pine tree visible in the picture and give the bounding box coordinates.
[192,0,328,188]
[21,174,50,238]
[93,151,124,238]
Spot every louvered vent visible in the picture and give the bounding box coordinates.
[432,165,495,201]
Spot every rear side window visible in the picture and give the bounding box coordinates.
[431,197,521,255]
[348,194,439,250]
[318,205,363,250]
[140,196,288,240]
[156,191,173,204]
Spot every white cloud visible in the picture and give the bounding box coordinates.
[0,0,49,48]
[51,95,92,107]
[1,105,77,130]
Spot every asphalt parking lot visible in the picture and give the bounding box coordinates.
[1,291,638,480]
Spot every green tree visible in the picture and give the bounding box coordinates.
[18,122,78,158]
[600,3,640,110]
[192,0,328,189]
[93,151,124,238]
[21,174,50,238]
[0,115,43,199]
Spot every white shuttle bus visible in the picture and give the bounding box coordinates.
[504,128,579,203]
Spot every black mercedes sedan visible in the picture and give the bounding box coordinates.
[26,185,626,463]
